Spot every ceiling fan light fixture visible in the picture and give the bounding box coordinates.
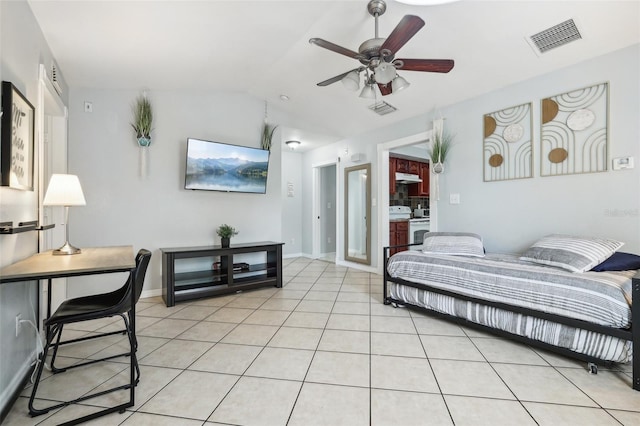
[374,62,396,85]
[391,75,410,92]
[359,84,377,99]
[341,70,361,91]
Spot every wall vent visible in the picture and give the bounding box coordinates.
[51,63,63,96]
[529,19,582,54]
[369,101,397,116]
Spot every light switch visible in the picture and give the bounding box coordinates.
[449,193,460,204]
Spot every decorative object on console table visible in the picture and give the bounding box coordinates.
[216,224,238,248]
[42,174,87,255]
[1,81,35,190]
[130,93,153,177]
[483,102,532,182]
[541,82,608,177]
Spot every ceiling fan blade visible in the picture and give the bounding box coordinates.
[317,68,361,87]
[378,83,393,96]
[379,15,425,56]
[396,59,455,73]
[309,38,362,60]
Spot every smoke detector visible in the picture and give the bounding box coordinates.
[527,19,582,56]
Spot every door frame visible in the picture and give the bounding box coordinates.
[311,160,338,260]
[37,64,68,321]
[376,130,436,274]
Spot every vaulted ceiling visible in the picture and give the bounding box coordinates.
[28,1,640,149]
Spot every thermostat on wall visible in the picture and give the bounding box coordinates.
[612,157,634,170]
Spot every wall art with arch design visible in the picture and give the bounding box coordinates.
[541,82,608,176]
[483,102,533,182]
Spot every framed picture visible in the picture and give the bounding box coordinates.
[1,81,35,190]
[540,82,608,176]
[483,102,533,182]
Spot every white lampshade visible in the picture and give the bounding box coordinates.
[392,75,411,92]
[341,71,360,91]
[43,174,86,206]
[359,84,377,99]
[374,62,397,85]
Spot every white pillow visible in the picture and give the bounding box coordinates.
[519,234,623,273]
[422,232,485,257]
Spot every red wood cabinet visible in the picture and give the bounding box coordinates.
[408,160,419,174]
[389,221,409,256]
[389,157,397,195]
[395,158,409,173]
[408,162,430,197]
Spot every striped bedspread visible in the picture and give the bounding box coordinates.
[386,252,635,362]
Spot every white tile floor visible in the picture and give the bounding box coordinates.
[4,256,640,425]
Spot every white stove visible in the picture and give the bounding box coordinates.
[389,206,430,250]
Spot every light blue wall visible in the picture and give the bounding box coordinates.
[67,88,286,297]
[0,0,68,417]
[435,44,640,253]
[300,44,640,268]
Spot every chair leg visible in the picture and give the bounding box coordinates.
[29,324,64,416]
[49,324,66,373]
[121,314,141,384]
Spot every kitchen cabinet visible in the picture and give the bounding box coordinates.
[389,221,409,256]
[389,157,397,195]
[409,162,430,197]
[395,158,410,173]
[408,160,420,174]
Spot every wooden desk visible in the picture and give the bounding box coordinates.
[0,246,137,425]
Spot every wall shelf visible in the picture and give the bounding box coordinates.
[0,220,55,235]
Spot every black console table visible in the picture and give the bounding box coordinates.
[161,241,283,307]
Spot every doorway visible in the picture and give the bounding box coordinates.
[37,64,68,319]
[312,162,337,262]
[376,130,437,272]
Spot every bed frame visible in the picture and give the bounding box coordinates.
[383,244,640,391]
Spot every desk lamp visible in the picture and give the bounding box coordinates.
[42,174,86,255]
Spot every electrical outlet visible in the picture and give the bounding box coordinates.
[15,313,22,337]
[327,237,331,243]
[291,238,295,244]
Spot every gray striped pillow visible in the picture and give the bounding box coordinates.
[422,232,485,257]
[519,234,624,273]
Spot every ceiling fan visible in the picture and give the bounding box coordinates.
[309,0,454,98]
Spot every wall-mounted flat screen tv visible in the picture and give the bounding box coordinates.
[185,138,270,194]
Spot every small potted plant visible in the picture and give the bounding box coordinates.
[131,95,153,147]
[216,224,238,248]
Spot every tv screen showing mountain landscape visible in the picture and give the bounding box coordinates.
[185,138,270,193]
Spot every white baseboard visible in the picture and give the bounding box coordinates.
[283,252,305,259]
[0,348,38,415]
[140,288,162,300]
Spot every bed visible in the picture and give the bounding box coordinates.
[383,233,640,391]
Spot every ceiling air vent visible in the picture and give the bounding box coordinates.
[369,101,397,116]
[529,19,582,54]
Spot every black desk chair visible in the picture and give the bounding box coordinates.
[28,249,151,417]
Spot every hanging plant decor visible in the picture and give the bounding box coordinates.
[428,118,454,201]
[261,122,278,151]
[131,95,153,147]
[260,101,277,151]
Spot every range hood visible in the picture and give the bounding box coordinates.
[395,172,422,184]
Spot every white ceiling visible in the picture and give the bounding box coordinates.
[28,0,640,151]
